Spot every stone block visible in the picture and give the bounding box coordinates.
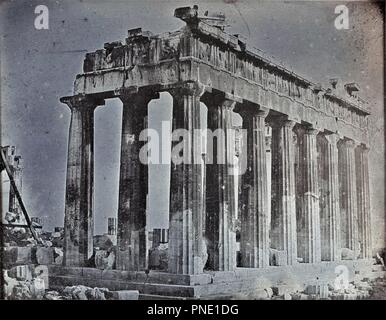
[115,250,131,270]
[31,278,46,299]
[109,290,139,300]
[343,293,357,300]
[101,269,124,281]
[305,283,329,298]
[264,287,273,298]
[4,247,34,267]
[34,265,49,289]
[85,287,107,300]
[36,247,54,265]
[82,268,103,279]
[53,248,63,265]
[95,250,115,270]
[210,272,236,284]
[341,248,356,260]
[133,272,146,282]
[319,284,330,299]
[63,285,88,300]
[272,285,296,296]
[269,249,287,266]
[283,293,292,300]
[61,266,83,277]
[148,245,168,271]
[189,274,212,285]
[8,265,33,280]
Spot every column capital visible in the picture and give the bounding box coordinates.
[234,101,269,118]
[295,125,319,136]
[60,94,104,110]
[359,143,370,153]
[117,87,159,104]
[343,138,360,149]
[304,127,319,136]
[269,116,297,130]
[168,82,207,98]
[323,132,340,146]
[202,91,236,111]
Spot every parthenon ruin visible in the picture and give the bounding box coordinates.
[57,6,373,297]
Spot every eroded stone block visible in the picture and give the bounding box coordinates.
[36,247,54,265]
[269,249,287,266]
[109,290,139,300]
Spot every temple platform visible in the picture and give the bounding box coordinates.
[47,259,385,299]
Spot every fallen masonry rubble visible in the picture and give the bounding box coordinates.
[228,277,386,300]
[47,286,139,300]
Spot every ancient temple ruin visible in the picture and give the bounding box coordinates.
[57,6,373,297]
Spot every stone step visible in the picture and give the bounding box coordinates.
[47,266,212,286]
[139,294,190,300]
[49,274,269,299]
[49,275,196,297]
[195,279,268,297]
[200,294,235,300]
[47,260,378,299]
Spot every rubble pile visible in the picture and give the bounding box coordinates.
[47,286,139,300]
[4,268,140,300]
[2,220,65,300]
[3,266,47,300]
[4,212,37,247]
[62,285,109,300]
[230,267,385,300]
[3,218,64,250]
[273,277,385,300]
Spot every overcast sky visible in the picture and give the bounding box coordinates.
[0,1,384,245]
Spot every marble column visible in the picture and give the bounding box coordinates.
[235,103,269,268]
[338,138,359,257]
[355,145,371,259]
[61,95,102,267]
[270,118,297,265]
[116,91,156,271]
[318,133,341,261]
[203,92,236,271]
[296,126,321,263]
[168,84,205,274]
